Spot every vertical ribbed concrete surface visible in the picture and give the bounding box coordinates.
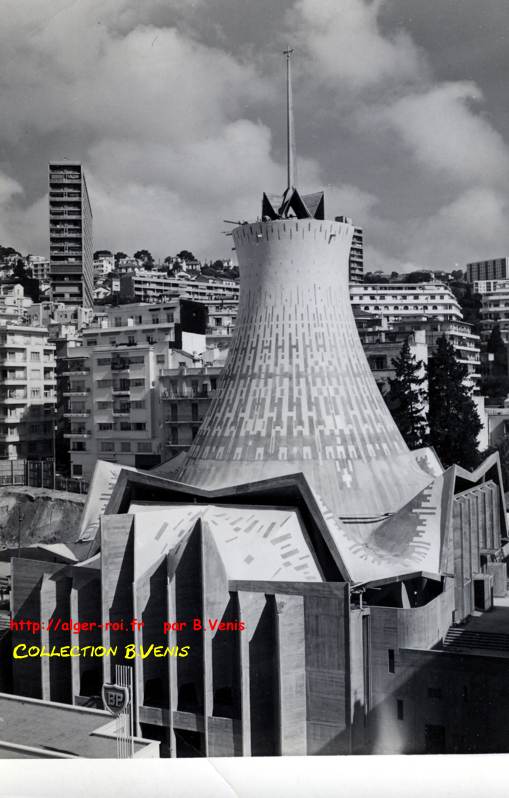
[178,218,432,517]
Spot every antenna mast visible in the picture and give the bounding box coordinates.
[284,47,296,191]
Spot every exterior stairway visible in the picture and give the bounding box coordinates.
[443,626,509,653]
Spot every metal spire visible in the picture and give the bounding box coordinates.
[284,47,296,191]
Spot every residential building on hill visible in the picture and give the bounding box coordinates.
[466,257,509,285]
[349,282,462,322]
[49,162,93,308]
[59,300,208,480]
[0,323,56,459]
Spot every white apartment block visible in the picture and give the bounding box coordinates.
[349,282,462,322]
[61,301,207,480]
[27,256,51,282]
[479,281,509,342]
[119,270,239,304]
[0,324,56,460]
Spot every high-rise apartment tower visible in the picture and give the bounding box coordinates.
[49,162,93,308]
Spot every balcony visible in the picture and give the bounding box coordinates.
[112,410,130,417]
[61,369,89,376]
[63,388,90,397]
[49,171,81,182]
[1,394,27,403]
[49,210,82,218]
[64,431,90,439]
[63,411,90,418]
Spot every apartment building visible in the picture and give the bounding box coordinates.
[60,300,207,480]
[479,281,509,342]
[159,348,228,460]
[335,216,364,283]
[349,282,462,322]
[27,256,51,282]
[0,285,32,320]
[355,311,481,390]
[466,257,509,284]
[49,162,93,308]
[119,270,239,304]
[0,324,56,460]
[205,299,237,349]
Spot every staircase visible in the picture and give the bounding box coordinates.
[443,626,509,653]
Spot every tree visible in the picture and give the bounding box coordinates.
[403,270,433,283]
[427,335,481,469]
[385,339,428,449]
[9,259,40,302]
[114,251,128,263]
[134,249,154,269]
[176,250,196,263]
[94,249,112,259]
[0,246,21,262]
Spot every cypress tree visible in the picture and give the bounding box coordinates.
[385,338,428,449]
[427,335,481,469]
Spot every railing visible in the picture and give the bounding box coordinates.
[0,459,88,494]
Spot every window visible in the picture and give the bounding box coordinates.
[131,400,145,409]
[210,378,217,390]
[397,699,404,721]
[114,317,122,327]
[128,335,136,346]
[87,339,97,347]
[427,687,442,700]
[121,442,131,453]
[156,355,165,364]
[388,649,395,673]
[98,423,113,431]
[73,464,83,477]
[133,422,146,431]
[137,442,152,452]
[97,358,110,365]
[152,317,159,325]
[131,379,144,387]
[191,403,198,421]
[97,401,111,409]
[136,315,143,324]
[166,312,174,323]
[191,426,199,439]
[120,422,131,431]
[100,441,115,452]
[215,317,222,327]
[31,388,40,398]
[30,351,40,362]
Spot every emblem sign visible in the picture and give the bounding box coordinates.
[102,683,130,715]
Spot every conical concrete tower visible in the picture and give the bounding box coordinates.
[177,51,433,519]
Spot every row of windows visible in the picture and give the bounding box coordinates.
[100,440,152,453]
[355,294,447,301]
[98,422,146,432]
[360,304,454,312]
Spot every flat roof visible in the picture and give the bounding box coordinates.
[0,693,155,758]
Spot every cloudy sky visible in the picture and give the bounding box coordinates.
[1,0,509,271]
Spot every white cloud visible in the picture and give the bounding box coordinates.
[289,0,424,90]
[368,83,509,186]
